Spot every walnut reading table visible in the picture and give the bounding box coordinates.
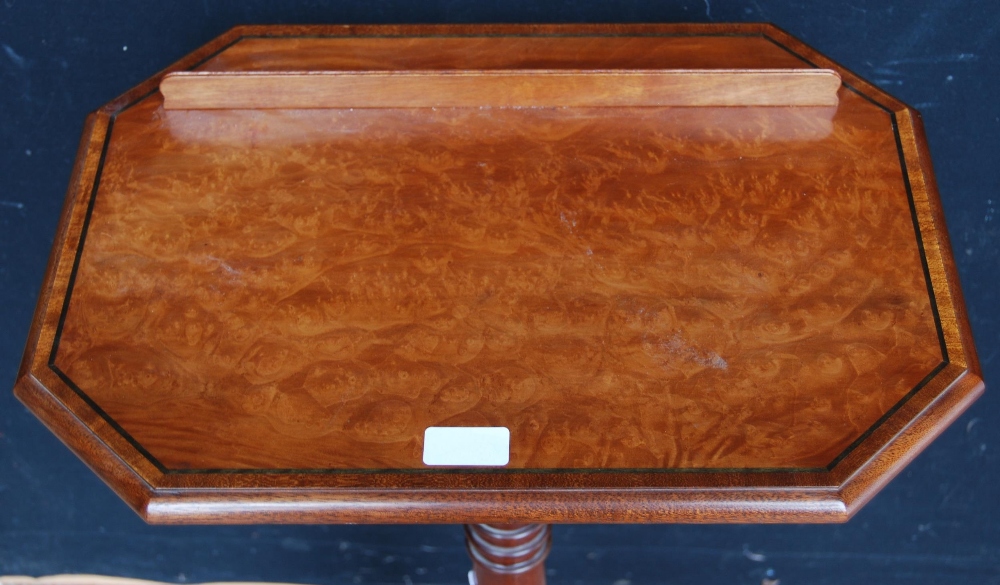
[14,24,983,585]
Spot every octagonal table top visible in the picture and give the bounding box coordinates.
[15,23,982,525]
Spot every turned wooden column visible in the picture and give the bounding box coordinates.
[464,524,552,585]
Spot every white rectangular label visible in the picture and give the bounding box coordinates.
[422,427,510,466]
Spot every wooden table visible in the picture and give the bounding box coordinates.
[14,24,983,585]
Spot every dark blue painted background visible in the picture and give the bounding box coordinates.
[1,2,997,584]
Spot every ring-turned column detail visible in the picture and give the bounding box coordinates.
[465,524,552,585]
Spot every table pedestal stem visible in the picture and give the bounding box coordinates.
[464,524,552,585]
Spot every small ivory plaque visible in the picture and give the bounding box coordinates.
[422,427,510,466]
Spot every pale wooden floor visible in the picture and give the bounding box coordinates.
[0,577,315,585]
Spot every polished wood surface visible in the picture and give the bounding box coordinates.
[197,33,811,72]
[14,23,983,524]
[53,97,937,473]
[160,69,841,109]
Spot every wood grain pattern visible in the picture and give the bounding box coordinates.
[160,69,841,109]
[13,23,983,525]
[197,33,810,72]
[51,90,939,472]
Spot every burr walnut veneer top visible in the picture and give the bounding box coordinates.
[15,24,982,524]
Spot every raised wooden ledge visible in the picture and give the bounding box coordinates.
[159,69,842,109]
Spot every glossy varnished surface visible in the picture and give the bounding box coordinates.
[15,24,982,523]
[199,35,810,72]
[53,94,941,472]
